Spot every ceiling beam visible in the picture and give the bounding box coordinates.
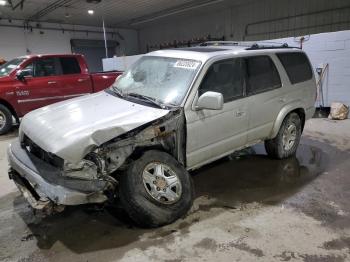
[27,0,73,21]
[7,0,13,9]
[116,0,226,27]
[7,0,26,10]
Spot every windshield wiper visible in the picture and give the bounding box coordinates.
[112,85,124,98]
[125,92,165,109]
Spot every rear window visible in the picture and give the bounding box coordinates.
[60,57,81,75]
[246,56,281,95]
[277,52,313,84]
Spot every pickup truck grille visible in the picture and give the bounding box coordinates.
[21,135,64,169]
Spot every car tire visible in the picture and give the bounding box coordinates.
[0,105,13,135]
[119,150,194,228]
[265,112,302,159]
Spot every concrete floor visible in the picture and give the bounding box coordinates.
[0,118,349,262]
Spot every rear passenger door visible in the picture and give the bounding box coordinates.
[56,57,92,100]
[244,55,284,142]
[186,58,249,168]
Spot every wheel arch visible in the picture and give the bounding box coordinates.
[128,145,170,161]
[0,99,19,122]
[270,103,306,139]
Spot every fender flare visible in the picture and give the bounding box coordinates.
[269,100,305,139]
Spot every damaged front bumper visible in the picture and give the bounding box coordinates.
[8,140,109,210]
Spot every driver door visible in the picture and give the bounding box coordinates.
[186,58,250,169]
[16,57,61,115]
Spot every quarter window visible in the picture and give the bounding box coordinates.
[199,58,245,103]
[277,52,313,84]
[246,56,281,95]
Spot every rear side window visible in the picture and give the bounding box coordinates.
[60,57,81,75]
[246,56,281,95]
[277,52,313,84]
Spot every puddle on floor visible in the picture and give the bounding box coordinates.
[192,143,328,205]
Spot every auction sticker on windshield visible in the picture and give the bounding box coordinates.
[174,60,200,70]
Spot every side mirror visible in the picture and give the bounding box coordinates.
[196,91,224,110]
[16,69,32,81]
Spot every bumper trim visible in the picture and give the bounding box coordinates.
[8,140,108,206]
[9,170,52,210]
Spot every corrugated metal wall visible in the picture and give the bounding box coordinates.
[138,0,350,52]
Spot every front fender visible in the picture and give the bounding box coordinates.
[269,100,305,139]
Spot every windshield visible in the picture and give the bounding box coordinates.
[112,56,201,106]
[0,58,26,77]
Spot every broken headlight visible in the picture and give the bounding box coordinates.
[63,153,103,180]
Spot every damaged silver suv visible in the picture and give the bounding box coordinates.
[8,42,316,227]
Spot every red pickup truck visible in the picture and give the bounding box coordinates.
[0,54,122,134]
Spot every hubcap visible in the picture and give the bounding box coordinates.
[0,112,6,130]
[282,123,297,151]
[142,162,182,205]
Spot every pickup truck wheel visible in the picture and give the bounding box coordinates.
[119,150,194,228]
[265,112,301,159]
[0,105,13,135]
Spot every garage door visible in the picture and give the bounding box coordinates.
[71,39,119,72]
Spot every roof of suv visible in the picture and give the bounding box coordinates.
[147,42,302,63]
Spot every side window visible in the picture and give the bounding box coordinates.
[277,52,313,84]
[60,57,81,75]
[34,58,57,77]
[199,58,245,103]
[245,56,281,95]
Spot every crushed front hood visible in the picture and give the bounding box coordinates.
[20,91,169,162]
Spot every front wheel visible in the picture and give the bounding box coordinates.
[119,150,194,228]
[265,112,302,159]
[0,105,13,135]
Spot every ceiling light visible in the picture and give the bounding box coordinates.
[0,0,7,6]
[88,10,94,15]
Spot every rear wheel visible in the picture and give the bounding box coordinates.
[0,105,13,135]
[265,112,302,159]
[119,150,194,228]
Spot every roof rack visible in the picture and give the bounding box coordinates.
[199,41,300,50]
[246,43,301,50]
[199,41,250,47]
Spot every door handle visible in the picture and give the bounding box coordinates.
[235,110,245,117]
[48,81,57,85]
[78,78,87,82]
